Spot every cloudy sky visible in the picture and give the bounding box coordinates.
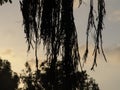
[0,0,120,90]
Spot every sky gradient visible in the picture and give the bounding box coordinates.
[0,0,120,90]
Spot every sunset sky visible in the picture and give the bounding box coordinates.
[0,0,120,90]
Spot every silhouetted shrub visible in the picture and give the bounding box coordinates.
[20,61,99,90]
[0,58,19,90]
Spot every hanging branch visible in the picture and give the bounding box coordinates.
[83,0,96,63]
[20,0,41,73]
[20,0,82,71]
[20,0,106,76]
[83,0,106,70]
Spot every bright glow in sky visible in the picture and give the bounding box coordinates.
[0,0,120,90]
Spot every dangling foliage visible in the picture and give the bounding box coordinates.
[20,0,82,89]
[20,0,40,70]
[0,0,12,5]
[83,0,106,70]
[20,0,81,73]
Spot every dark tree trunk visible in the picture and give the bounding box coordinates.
[61,0,78,90]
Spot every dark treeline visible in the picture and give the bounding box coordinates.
[0,58,99,90]
[0,58,19,90]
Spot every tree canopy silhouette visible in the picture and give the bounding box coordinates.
[21,61,100,90]
[0,58,19,90]
[20,0,106,90]
[20,62,44,90]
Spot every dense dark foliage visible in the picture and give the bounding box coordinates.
[20,62,44,90]
[0,58,19,90]
[20,0,82,89]
[21,62,99,90]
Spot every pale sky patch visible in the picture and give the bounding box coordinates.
[0,48,15,60]
[82,45,120,90]
[79,44,120,70]
[108,10,120,22]
[0,49,13,55]
[106,45,120,64]
[74,0,79,8]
